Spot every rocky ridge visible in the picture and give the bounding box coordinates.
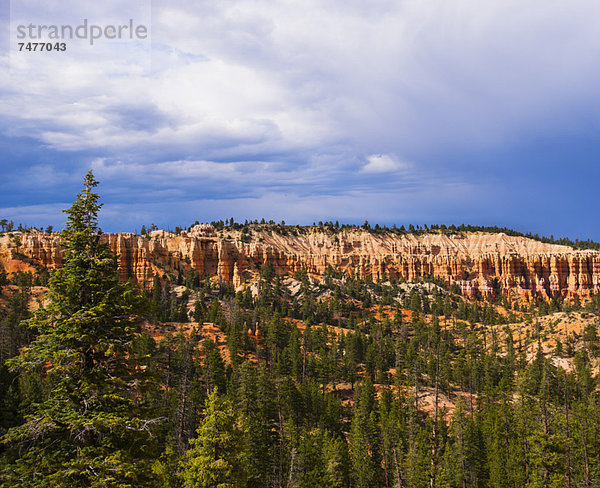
[1,225,599,299]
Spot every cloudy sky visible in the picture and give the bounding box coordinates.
[1,0,599,239]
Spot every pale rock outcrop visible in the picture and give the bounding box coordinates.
[2,228,600,298]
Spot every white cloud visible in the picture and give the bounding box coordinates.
[2,0,600,235]
[0,0,600,160]
[362,154,411,174]
[4,0,599,164]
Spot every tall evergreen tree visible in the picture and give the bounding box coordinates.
[349,380,382,487]
[182,390,247,488]
[0,171,160,487]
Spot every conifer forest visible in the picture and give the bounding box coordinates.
[1,173,600,488]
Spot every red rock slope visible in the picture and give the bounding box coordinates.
[1,226,599,298]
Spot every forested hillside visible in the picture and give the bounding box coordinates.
[1,174,600,487]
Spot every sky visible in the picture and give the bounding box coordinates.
[1,0,599,240]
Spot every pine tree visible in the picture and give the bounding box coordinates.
[202,339,226,394]
[322,432,350,488]
[235,362,276,488]
[182,390,247,488]
[349,380,382,487]
[0,171,160,487]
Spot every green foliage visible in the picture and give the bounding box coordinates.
[181,390,247,488]
[3,183,600,486]
[0,172,160,487]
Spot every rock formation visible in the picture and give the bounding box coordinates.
[2,226,600,299]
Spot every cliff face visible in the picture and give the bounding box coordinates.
[2,226,600,299]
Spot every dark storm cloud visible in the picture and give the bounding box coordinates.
[1,0,600,240]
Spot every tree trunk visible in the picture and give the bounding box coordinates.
[393,447,404,488]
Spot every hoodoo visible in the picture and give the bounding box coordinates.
[2,226,599,299]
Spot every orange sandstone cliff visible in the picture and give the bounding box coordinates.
[1,226,599,299]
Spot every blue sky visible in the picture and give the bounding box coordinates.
[1,0,600,240]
